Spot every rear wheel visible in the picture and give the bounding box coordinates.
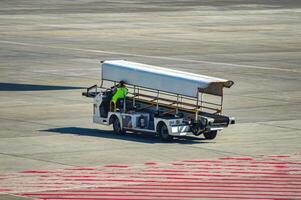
[204,131,217,140]
[112,116,125,134]
[158,123,172,142]
[191,124,204,136]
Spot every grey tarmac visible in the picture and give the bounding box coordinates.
[0,1,300,199]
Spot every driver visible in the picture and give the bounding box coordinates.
[111,80,128,111]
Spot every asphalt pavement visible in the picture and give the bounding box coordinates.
[0,1,300,199]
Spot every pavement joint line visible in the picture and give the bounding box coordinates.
[256,122,301,131]
[0,152,78,168]
[227,93,301,103]
[0,135,59,139]
[31,70,100,81]
[230,94,301,103]
[0,117,64,128]
[0,40,300,73]
[233,118,301,125]
[234,89,301,96]
[0,96,88,107]
[0,103,88,109]
[16,146,155,157]
[226,102,301,111]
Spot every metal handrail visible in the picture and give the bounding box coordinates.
[100,79,223,114]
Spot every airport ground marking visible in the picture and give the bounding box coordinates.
[0,155,301,199]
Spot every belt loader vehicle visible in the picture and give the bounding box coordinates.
[83,60,235,141]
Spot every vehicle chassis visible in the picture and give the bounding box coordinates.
[83,79,235,141]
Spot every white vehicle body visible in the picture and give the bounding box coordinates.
[83,60,235,141]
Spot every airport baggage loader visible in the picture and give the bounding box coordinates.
[83,60,235,141]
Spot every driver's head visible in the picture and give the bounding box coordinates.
[118,80,125,87]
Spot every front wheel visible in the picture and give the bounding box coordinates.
[112,116,125,134]
[203,131,217,140]
[158,123,172,142]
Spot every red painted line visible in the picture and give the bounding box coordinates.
[30,181,67,185]
[165,177,201,180]
[13,170,301,179]
[175,162,285,168]
[198,177,301,184]
[105,172,187,176]
[23,185,64,188]
[274,165,288,169]
[95,184,301,190]
[172,165,301,172]
[65,167,97,171]
[144,162,157,165]
[104,165,128,168]
[0,189,11,192]
[60,178,157,183]
[36,177,301,184]
[219,157,254,161]
[144,169,212,172]
[21,192,301,198]
[172,162,291,169]
[29,198,170,200]
[228,171,291,175]
[65,170,301,179]
[24,180,301,188]
[144,169,187,172]
[172,163,185,166]
[21,170,53,174]
[33,198,180,200]
[167,173,301,179]
[34,175,301,182]
[43,186,301,193]
[182,160,222,163]
[144,167,301,172]
[252,161,301,165]
[148,179,299,185]
[267,155,290,158]
[59,176,96,178]
[180,160,288,165]
[20,193,301,199]
[24,197,288,200]
[180,170,293,176]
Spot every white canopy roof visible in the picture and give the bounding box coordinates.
[101,60,234,97]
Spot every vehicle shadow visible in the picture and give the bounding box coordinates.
[41,127,211,144]
[0,82,84,91]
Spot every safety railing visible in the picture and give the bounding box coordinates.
[98,80,223,115]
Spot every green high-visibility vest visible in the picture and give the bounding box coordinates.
[112,87,128,104]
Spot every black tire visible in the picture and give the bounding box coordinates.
[157,122,172,142]
[204,131,217,140]
[111,116,125,134]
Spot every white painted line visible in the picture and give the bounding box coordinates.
[1,40,300,73]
